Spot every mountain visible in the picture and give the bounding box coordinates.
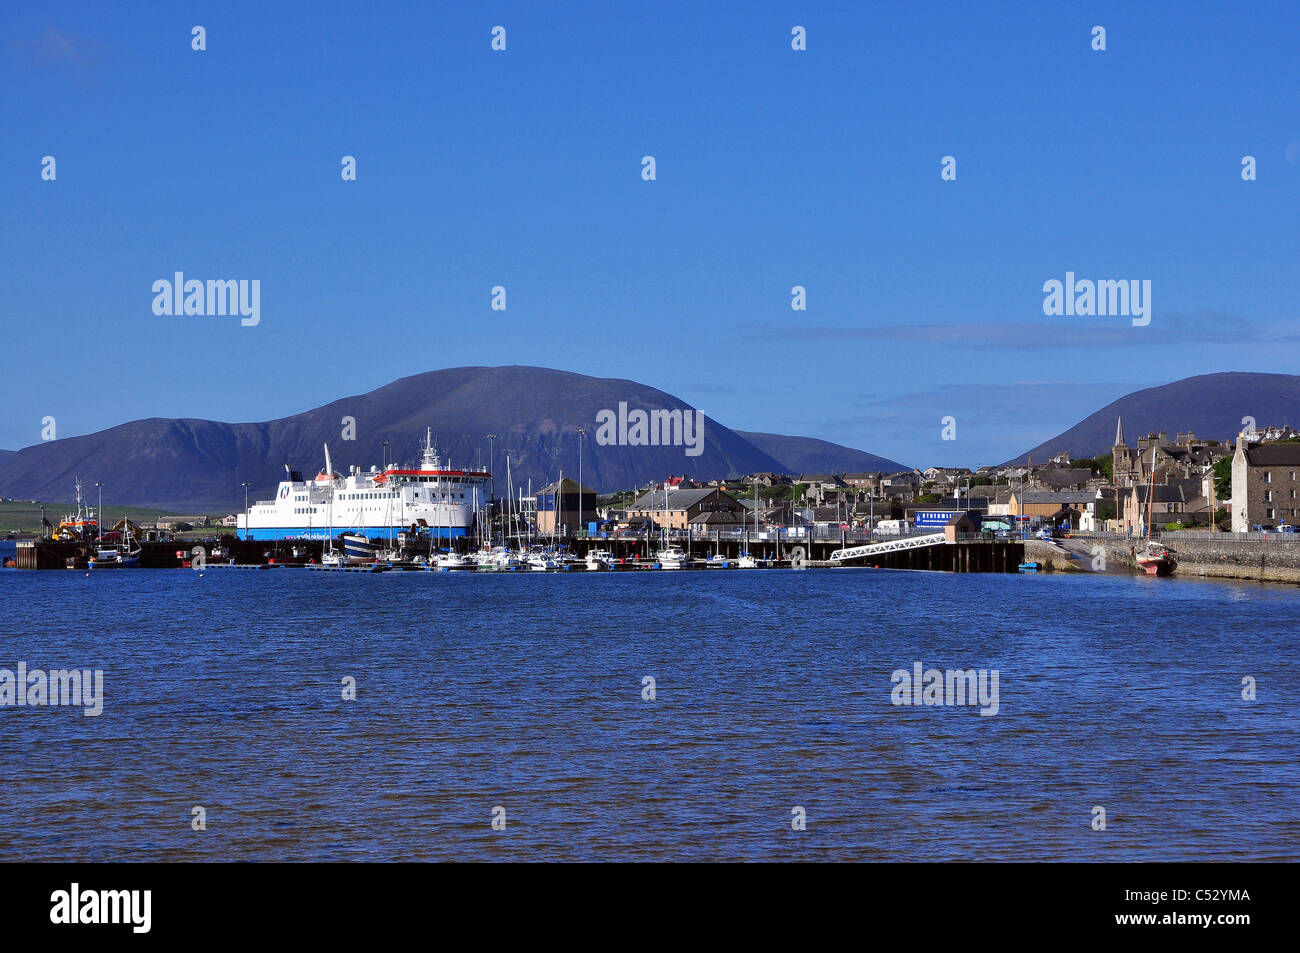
[0,366,896,510]
[0,450,14,460]
[1007,372,1300,464]
[737,432,908,475]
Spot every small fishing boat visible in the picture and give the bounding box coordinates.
[585,549,615,571]
[89,548,139,569]
[1017,561,1040,573]
[343,534,377,565]
[475,546,521,571]
[1135,541,1177,577]
[526,549,558,571]
[89,517,143,568]
[736,553,759,569]
[434,551,475,571]
[657,546,689,570]
[555,552,585,571]
[705,554,731,569]
[1134,445,1177,578]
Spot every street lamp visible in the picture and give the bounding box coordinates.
[241,483,251,541]
[577,428,586,535]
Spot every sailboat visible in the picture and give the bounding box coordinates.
[322,492,344,566]
[1134,444,1177,576]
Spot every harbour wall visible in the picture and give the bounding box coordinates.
[1027,537,1300,585]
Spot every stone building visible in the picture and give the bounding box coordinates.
[1231,435,1300,531]
[1111,418,1225,487]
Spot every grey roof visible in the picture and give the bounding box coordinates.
[1017,490,1095,504]
[629,488,732,511]
[1038,468,1093,488]
[1245,443,1300,466]
[537,477,595,494]
[690,509,742,524]
[1128,485,1186,503]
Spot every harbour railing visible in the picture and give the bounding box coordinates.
[1149,530,1300,543]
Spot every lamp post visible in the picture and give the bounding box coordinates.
[241,483,251,541]
[94,482,103,543]
[577,428,586,536]
[486,434,497,542]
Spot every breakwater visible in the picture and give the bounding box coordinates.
[1027,536,1300,584]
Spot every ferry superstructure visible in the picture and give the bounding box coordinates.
[237,430,490,541]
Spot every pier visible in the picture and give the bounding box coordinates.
[12,530,1024,573]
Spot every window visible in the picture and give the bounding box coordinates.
[1266,508,1275,519]
[1263,472,1271,483]
[1264,491,1274,502]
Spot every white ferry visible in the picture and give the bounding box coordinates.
[238,429,489,541]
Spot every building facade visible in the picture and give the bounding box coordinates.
[1231,437,1300,531]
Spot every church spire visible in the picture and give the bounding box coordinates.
[1114,417,1125,447]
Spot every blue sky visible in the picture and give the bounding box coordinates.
[3,1,1298,467]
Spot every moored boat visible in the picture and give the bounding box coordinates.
[1135,542,1177,576]
[657,546,689,570]
[434,552,475,570]
[585,549,614,571]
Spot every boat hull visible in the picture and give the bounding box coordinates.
[1137,557,1177,577]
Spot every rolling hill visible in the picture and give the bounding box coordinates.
[737,432,908,475]
[1007,372,1300,464]
[0,367,901,510]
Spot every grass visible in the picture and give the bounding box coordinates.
[0,499,197,535]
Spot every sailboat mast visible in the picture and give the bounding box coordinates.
[1145,444,1157,541]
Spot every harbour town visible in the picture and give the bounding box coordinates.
[7,418,1300,582]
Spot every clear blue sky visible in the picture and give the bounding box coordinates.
[4,1,1298,467]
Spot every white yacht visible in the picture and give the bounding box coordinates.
[657,546,689,570]
[527,550,558,572]
[585,549,615,571]
[434,552,475,571]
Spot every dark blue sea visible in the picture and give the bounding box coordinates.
[1,567,1297,861]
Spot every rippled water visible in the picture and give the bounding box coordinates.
[1,567,1296,861]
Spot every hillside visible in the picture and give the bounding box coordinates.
[1007,372,1300,464]
[0,366,889,509]
[737,432,908,475]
